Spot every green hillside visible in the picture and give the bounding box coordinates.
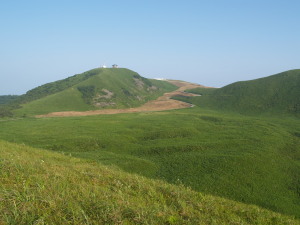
[0,105,14,117]
[1,108,299,218]
[183,69,300,115]
[13,68,176,116]
[0,95,19,104]
[1,140,298,224]
[0,96,19,117]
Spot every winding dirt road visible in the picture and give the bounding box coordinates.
[36,80,206,118]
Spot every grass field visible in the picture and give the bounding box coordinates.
[1,107,299,219]
[1,140,299,224]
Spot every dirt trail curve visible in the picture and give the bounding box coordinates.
[36,80,208,118]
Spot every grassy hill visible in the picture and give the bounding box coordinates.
[13,68,176,116]
[0,140,298,224]
[183,69,300,115]
[1,108,299,218]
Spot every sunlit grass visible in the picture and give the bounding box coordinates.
[1,140,298,224]
[1,107,299,218]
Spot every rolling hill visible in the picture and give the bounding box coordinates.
[12,68,176,116]
[1,140,298,224]
[181,69,300,115]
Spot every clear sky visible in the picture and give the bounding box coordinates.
[1,0,299,95]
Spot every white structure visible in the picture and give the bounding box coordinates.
[101,64,107,68]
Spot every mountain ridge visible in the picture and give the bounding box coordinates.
[181,69,300,116]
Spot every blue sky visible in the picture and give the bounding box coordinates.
[1,0,299,94]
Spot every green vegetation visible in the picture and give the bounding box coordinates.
[13,68,177,116]
[1,68,300,222]
[16,69,101,104]
[0,95,19,104]
[0,96,20,117]
[77,85,97,104]
[0,106,13,117]
[1,107,299,218]
[184,69,300,116]
[1,140,298,224]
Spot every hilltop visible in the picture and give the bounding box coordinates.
[181,69,300,115]
[1,140,298,224]
[36,80,204,118]
[12,68,177,116]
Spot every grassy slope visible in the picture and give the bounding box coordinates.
[16,68,102,104]
[1,140,299,224]
[184,69,300,116]
[1,108,299,218]
[14,68,176,116]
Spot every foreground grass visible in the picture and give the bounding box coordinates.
[0,107,299,218]
[0,140,299,224]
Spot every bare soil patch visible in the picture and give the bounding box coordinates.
[36,80,209,118]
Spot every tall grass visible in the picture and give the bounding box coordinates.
[1,140,298,224]
[1,107,299,218]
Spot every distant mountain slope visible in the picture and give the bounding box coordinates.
[1,140,298,224]
[183,69,300,115]
[0,95,19,117]
[14,68,176,116]
[0,95,19,104]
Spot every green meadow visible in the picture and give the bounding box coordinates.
[1,106,299,220]
[1,140,298,224]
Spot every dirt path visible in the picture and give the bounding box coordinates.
[36,80,207,118]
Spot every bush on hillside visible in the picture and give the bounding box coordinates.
[0,95,19,104]
[0,107,13,117]
[77,85,96,104]
[133,74,152,87]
